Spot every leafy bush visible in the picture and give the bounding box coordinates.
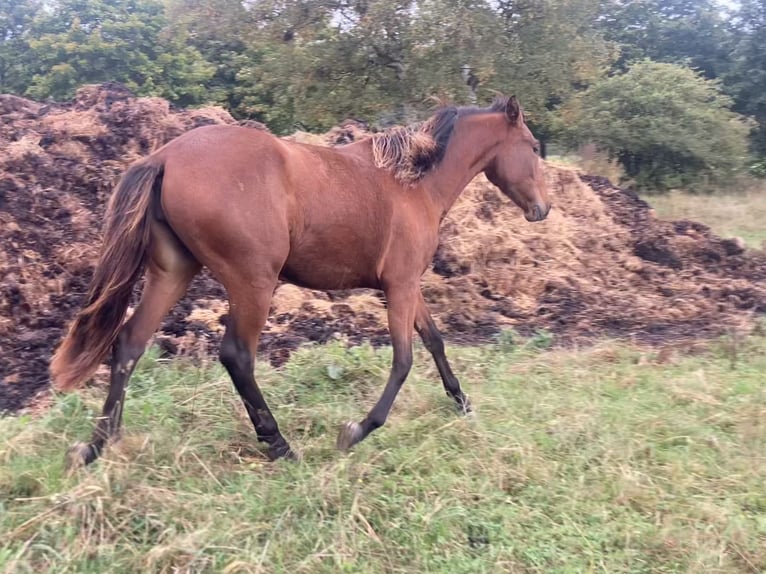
[560,61,751,191]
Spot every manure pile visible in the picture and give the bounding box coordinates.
[2,84,764,412]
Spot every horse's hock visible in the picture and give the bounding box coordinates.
[1,83,765,412]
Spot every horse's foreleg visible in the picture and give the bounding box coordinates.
[337,285,417,451]
[414,292,472,414]
[220,285,295,461]
[66,258,199,469]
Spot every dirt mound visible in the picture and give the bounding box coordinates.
[2,84,764,412]
[424,171,765,343]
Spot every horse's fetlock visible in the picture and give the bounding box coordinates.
[367,416,385,432]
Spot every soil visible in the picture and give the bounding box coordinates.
[2,84,764,413]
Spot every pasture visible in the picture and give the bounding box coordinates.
[1,85,765,574]
[2,334,765,573]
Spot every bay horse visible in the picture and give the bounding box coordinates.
[51,95,550,467]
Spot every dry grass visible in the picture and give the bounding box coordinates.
[547,149,766,252]
[546,144,626,186]
[646,185,766,250]
[1,334,765,573]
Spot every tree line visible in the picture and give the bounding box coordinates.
[2,0,765,190]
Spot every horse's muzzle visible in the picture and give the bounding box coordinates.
[525,203,551,222]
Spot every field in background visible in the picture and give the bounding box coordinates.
[2,334,765,573]
[647,187,766,250]
[548,150,766,250]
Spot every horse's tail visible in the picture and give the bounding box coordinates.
[50,160,164,391]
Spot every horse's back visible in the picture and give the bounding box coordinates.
[157,124,283,168]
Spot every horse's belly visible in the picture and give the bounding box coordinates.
[280,258,378,290]
[280,189,390,290]
[280,235,381,290]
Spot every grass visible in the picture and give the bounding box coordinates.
[646,186,766,250]
[547,151,766,250]
[1,334,765,573]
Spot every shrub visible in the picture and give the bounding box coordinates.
[560,61,751,191]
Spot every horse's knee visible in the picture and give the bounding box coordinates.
[422,331,444,356]
[417,320,445,356]
[219,334,252,376]
[219,336,240,370]
[393,349,413,379]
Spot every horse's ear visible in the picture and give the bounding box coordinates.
[505,95,522,125]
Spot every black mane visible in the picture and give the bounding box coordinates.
[370,96,509,183]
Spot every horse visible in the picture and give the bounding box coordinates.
[51,95,550,467]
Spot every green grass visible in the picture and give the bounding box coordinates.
[1,335,765,573]
[643,187,766,250]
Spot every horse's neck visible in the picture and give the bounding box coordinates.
[424,114,503,219]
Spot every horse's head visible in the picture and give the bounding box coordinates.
[484,96,550,222]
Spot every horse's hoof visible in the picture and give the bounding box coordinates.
[459,395,474,416]
[285,449,302,462]
[336,421,364,452]
[65,442,95,471]
[268,440,300,462]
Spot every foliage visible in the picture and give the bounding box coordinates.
[724,0,766,157]
[596,0,766,163]
[0,0,42,95]
[490,0,616,138]
[562,61,751,190]
[1,0,763,184]
[168,0,613,134]
[597,0,732,78]
[1,336,765,571]
[20,0,214,105]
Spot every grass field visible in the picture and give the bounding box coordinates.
[548,152,766,250]
[1,333,765,573]
[646,187,766,250]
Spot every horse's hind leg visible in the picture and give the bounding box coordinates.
[67,223,200,468]
[414,293,471,414]
[220,281,295,460]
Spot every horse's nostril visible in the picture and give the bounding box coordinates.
[529,203,550,221]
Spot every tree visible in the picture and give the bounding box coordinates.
[237,0,424,132]
[166,0,260,112]
[725,0,766,159]
[228,0,614,134]
[0,0,41,94]
[562,61,751,190]
[490,0,616,139]
[597,0,732,78]
[24,0,214,105]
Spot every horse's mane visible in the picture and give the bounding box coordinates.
[371,96,509,183]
